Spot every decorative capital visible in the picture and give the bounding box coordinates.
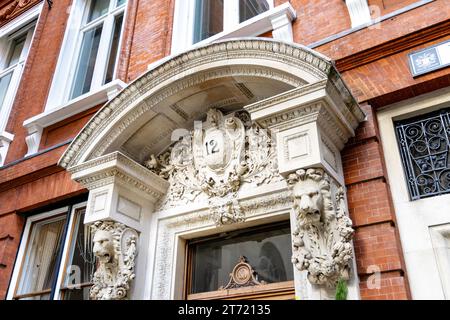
[89,220,139,300]
[69,151,169,202]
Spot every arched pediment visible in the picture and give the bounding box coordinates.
[59,38,349,170]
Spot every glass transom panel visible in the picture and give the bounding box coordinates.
[189,223,293,294]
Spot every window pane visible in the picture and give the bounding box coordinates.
[193,0,223,43]
[87,0,110,23]
[71,25,103,99]
[239,0,269,23]
[62,209,95,300]
[62,286,91,300]
[116,0,126,7]
[17,216,67,298]
[7,35,26,67]
[0,72,13,110]
[190,223,293,294]
[104,14,124,84]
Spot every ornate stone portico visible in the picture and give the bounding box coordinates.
[59,38,365,300]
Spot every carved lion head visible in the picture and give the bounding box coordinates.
[91,221,126,266]
[93,229,115,264]
[287,168,334,227]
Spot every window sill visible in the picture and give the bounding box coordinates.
[166,1,296,61]
[187,281,295,300]
[23,79,126,157]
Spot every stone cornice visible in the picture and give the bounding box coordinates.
[244,78,365,149]
[70,151,169,201]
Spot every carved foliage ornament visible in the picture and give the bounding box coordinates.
[89,221,138,300]
[287,168,354,287]
[145,109,281,225]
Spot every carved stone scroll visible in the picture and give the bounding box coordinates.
[287,168,354,288]
[89,221,138,300]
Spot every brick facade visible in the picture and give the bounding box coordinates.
[0,0,449,300]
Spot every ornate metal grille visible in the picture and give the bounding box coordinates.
[395,108,450,200]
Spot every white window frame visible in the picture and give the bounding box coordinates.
[171,0,300,55]
[45,0,128,112]
[0,3,43,166]
[53,203,91,300]
[7,202,88,300]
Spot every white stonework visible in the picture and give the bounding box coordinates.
[378,87,450,300]
[68,151,168,230]
[288,168,354,288]
[90,220,139,300]
[345,0,372,28]
[0,131,14,166]
[24,124,42,157]
[60,39,365,300]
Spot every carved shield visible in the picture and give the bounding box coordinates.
[193,109,246,176]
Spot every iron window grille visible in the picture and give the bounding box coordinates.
[395,108,450,200]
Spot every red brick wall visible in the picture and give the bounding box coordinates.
[314,0,450,59]
[0,213,24,299]
[341,34,450,104]
[125,0,175,82]
[289,0,351,45]
[342,104,411,299]
[5,0,73,163]
[369,0,419,17]
[39,105,101,150]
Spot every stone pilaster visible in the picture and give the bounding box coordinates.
[245,75,365,299]
[68,151,169,299]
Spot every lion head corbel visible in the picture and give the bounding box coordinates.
[287,168,354,288]
[89,221,138,300]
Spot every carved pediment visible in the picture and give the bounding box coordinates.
[145,108,282,224]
